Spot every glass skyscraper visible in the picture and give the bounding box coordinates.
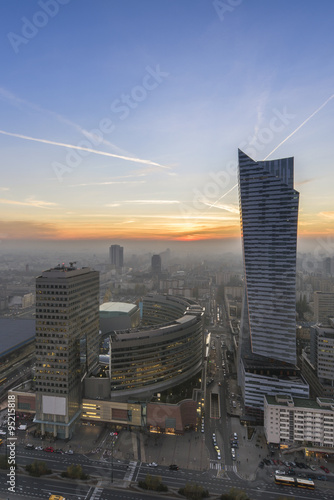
[238,150,309,417]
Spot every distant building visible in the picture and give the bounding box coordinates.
[314,291,334,325]
[264,394,334,450]
[34,264,99,439]
[151,254,162,274]
[109,244,124,269]
[237,150,309,420]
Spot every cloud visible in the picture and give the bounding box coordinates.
[318,211,334,219]
[70,180,146,187]
[0,197,58,209]
[0,220,59,239]
[264,93,334,160]
[295,178,317,186]
[0,187,9,192]
[201,202,239,213]
[124,200,180,204]
[0,129,170,170]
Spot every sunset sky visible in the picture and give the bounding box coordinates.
[0,0,333,246]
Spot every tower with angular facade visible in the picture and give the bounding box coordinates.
[238,150,309,418]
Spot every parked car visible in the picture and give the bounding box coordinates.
[44,447,54,452]
[320,465,330,473]
[148,462,157,467]
[310,465,316,471]
[169,464,179,470]
[233,432,238,440]
[25,444,34,449]
[317,475,327,481]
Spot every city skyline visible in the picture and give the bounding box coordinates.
[1,1,333,245]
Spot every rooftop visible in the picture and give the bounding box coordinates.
[100,302,138,315]
[0,319,35,358]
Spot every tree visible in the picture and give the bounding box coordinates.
[138,473,168,492]
[220,487,250,500]
[61,463,89,480]
[179,483,209,499]
[26,460,51,477]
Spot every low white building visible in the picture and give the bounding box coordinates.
[264,394,334,449]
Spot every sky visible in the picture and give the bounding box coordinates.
[0,0,333,252]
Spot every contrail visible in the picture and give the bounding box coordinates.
[264,93,334,160]
[0,129,170,169]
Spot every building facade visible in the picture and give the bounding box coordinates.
[109,244,124,269]
[238,150,308,418]
[314,291,334,325]
[264,394,334,449]
[34,264,99,438]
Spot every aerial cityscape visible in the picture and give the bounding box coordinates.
[0,1,334,500]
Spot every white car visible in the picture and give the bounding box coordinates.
[148,462,158,467]
[233,432,238,440]
[310,465,316,471]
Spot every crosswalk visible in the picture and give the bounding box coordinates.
[210,460,222,470]
[123,460,137,482]
[90,487,103,500]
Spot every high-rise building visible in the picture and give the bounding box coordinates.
[238,150,309,418]
[314,291,334,325]
[34,264,99,438]
[151,254,162,274]
[109,244,124,269]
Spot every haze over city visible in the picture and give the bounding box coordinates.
[0,0,333,253]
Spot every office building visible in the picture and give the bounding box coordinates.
[238,150,309,418]
[151,254,162,274]
[314,291,334,325]
[34,264,99,438]
[109,244,124,269]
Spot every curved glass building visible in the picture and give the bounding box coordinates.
[108,294,204,399]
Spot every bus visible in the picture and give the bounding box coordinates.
[274,475,315,490]
[296,478,315,490]
[274,475,295,487]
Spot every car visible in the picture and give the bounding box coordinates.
[288,469,296,475]
[275,470,285,475]
[317,475,327,481]
[66,449,73,454]
[25,444,34,449]
[148,462,158,467]
[273,459,277,465]
[169,464,179,470]
[231,441,238,448]
[55,449,64,454]
[310,465,316,471]
[214,445,219,451]
[44,447,54,452]
[277,460,283,466]
[233,432,238,440]
[320,465,329,473]
[217,452,221,460]
[284,461,290,467]
[290,461,296,467]
[201,427,204,433]
[35,446,43,451]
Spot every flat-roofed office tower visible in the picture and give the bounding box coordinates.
[34,264,99,438]
[238,150,309,419]
[109,244,124,269]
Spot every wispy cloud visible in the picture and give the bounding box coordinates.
[0,197,58,209]
[202,201,239,213]
[264,93,334,160]
[124,199,180,204]
[295,178,317,186]
[318,211,334,219]
[71,180,146,187]
[0,187,9,192]
[0,129,170,170]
